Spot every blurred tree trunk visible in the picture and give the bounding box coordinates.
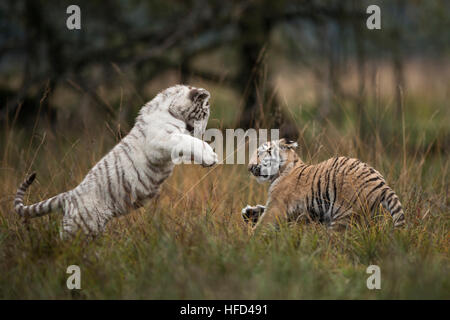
[353,12,368,141]
[236,1,298,140]
[236,2,270,129]
[391,0,406,118]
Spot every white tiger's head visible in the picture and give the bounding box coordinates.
[140,84,211,136]
[165,85,211,135]
[248,139,299,183]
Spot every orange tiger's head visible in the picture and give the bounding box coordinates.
[248,139,299,183]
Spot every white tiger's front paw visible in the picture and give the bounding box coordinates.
[201,143,218,167]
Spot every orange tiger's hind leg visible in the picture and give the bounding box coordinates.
[329,208,354,231]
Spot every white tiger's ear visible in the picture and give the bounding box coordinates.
[189,88,210,104]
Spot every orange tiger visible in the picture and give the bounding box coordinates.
[242,139,405,231]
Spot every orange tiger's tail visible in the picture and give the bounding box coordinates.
[381,188,405,227]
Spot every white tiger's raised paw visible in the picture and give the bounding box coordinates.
[201,143,218,167]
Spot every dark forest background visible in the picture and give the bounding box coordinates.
[0,0,448,144]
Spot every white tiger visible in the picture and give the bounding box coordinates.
[14,85,218,239]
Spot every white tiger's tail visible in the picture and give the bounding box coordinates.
[381,188,405,227]
[14,173,63,218]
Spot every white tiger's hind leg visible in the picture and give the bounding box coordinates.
[60,216,103,240]
[60,206,106,240]
[60,214,79,240]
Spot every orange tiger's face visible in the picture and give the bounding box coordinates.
[248,139,299,183]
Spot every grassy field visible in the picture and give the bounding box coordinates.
[0,63,448,299]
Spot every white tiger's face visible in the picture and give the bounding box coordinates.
[166,85,211,135]
[248,139,298,183]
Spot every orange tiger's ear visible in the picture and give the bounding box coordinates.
[279,139,298,150]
